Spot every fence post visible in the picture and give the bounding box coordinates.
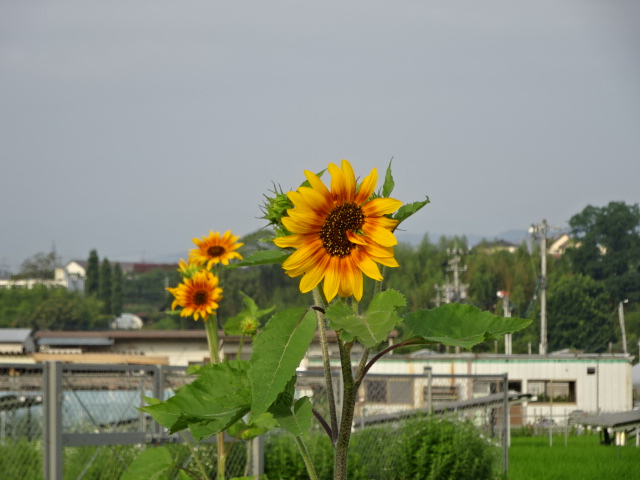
[503,373,509,475]
[425,367,433,415]
[152,365,164,437]
[43,361,63,480]
[250,435,264,477]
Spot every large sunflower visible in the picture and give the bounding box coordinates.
[167,269,223,321]
[274,159,402,302]
[190,230,244,269]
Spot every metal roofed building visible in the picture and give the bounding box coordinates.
[0,329,36,354]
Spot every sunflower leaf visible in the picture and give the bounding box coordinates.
[401,303,531,349]
[270,396,314,439]
[140,360,251,440]
[121,446,177,480]
[381,159,395,197]
[226,249,290,269]
[248,307,317,421]
[393,197,430,224]
[325,290,406,348]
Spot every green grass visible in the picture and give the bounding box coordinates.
[509,435,640,480]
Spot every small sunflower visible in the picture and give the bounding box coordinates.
[167,269,223,321]
[273,159,402,302]
[190,230,244,269]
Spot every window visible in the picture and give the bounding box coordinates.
[528,380,576,403]
[365,379,414,404]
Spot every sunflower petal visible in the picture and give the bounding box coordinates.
[354,168,377,205]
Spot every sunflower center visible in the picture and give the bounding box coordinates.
[320,203,365,257]
[207,246,226,258]
[193,290,209,305]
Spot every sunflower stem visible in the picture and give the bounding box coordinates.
[180,431,210,480]
[203,316,226,480]
[312,288,339,445]
[334,337,355,480]
[295,436,319,480]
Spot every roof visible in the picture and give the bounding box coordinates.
[38,337,114,347]
[577,410,640,431]
[0,328,33,343]
[357,392,532,427]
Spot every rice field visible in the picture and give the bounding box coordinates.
[508,435,640,480]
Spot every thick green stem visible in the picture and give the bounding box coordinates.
[334,339,355,480]
[312,288,339,445]
[204,316,225,480]
[295,436,319,480]
[205,316,220,365]
[180,431,210,480]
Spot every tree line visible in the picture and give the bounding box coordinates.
[0,201,638,356]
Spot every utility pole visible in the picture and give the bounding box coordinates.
[530,219,548,355]
[498,291,512,355]
[618,299,629,355]
[446,244,468,303]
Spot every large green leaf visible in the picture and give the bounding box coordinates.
[393,197,430,224]
[141,360,251,440]
[121,446,177,480]
[401,303,531,349]
[226,249,290,269]
[270,396,314,439]
[248,307,317,420]
[226,412,279,441]
[325,290,406,348]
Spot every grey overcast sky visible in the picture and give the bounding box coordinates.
[2,0,640,271]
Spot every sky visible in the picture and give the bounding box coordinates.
[2,0,640,272]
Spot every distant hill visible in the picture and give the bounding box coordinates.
[395,230,530,248]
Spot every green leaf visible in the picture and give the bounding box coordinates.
[230,476,269,480]
[325,290,406,348]
[226,412,279,440]
[381,159,395,197]
[224,292,275,335]
[401,303,531,349]
[248,307,317,420]
[121,446,176,480]
[140,360,251,440]
[270,396,314,439]
[393,197,430,224]
[226,249,290,269]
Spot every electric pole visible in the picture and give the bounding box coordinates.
[530,219,548,355]
[618,299,628,355]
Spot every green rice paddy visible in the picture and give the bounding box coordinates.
[508,435,640,480]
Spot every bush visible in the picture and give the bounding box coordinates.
[265,416,501,480]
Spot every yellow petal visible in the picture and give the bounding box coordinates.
[362,197,402,216]
[362,221,398,247]
[354,168,377,205]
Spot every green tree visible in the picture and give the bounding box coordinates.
[85,250,100,296]
[13,251,57,280]
[567,201,640,302]
[546,274,613,352]
[112,263,123,316]
[99,258,112,315]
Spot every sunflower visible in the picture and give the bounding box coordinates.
[273,159,402,302]
[189,230,244,269]
[167,269,223,321]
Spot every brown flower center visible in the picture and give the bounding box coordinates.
[207,246,226,258]
[193,290,208,305]
[320,203,365,257]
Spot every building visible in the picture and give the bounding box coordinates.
[0,329,36,354]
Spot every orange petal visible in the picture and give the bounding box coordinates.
[362,221,398,247]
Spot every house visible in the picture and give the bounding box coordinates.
[0,329,36,354]
[308,351,634,427]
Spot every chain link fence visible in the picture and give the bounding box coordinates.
[1,363,514,479]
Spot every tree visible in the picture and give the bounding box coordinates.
[85,250,100,296]
[99,258,112,315]
[567,201,640,302]
[111,263,123,316]
[546,274,613,353]
[13,251,57,280]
